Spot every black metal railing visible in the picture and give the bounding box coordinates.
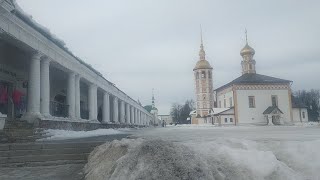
[50,101,69,118]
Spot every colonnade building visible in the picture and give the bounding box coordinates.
[0,1,154,129]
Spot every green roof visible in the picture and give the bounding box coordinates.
[144,105,152,113]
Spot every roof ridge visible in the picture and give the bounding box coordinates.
[215,73,292,92]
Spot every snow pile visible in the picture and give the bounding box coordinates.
[85,139,222,180]
[168,124,254,130]
[39,129,125,141]
[294,121,320,127]
[12,0,66,46]
[85,137,320,180]
[173,124,216,128]
[266,140,320,179]
[186,138,299,180]
[85,139,142,180]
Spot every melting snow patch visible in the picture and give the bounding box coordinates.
[293,122,320,127]
[39,129,125,141]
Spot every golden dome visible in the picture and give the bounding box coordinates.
[193,60,213,70]
[240,43,255,56]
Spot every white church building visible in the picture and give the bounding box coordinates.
[191,32,309,125]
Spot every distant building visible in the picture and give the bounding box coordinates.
[291,101,309,123]
[144,92,161,125]
[158,115,173,125]
[192,31,309,125]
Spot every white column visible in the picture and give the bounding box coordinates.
[102,92,110,123]
[67,72,76,118]
[75,75,81,119]
[145,114,147,125]
[94,88,97,119]
[120,100,125,124]
[136,110,139,125]
[133,108,136,124]
[126,103,130,124]
[113,97,119,123]
[88,84,97,120]
[135,109,138,125]
[141,113,144,125]
[131,106,134,124]
[40,57,50,117]
[26,53,41,119]
[93,86,97,119]
[138,111,141,125]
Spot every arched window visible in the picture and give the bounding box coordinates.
[196,72,199,79]
[201,71,206,78]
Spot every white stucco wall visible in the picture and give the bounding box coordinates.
[213,115,235,125]
[292,108,309,123]
[196,117,213,124]
[217,87,234,108]
[220,115,235,125]
[236,89,291,125]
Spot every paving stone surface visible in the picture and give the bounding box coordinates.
[0,164,85,180]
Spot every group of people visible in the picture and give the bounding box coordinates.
[0,83,25,117]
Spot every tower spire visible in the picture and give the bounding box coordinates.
[245,28,248,44]
[152,88,155,108]
[240,29,256,74]
[199,25,206,61]
[200,25,203,46]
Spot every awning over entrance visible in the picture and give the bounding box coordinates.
[263,106,283,125]
[263,106,283,115]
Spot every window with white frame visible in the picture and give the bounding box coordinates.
[249,96,255,108]
[271,95,278,106]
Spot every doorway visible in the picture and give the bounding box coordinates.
[0,81,14,120]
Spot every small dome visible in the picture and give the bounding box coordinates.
[240,43,255,56]
[193,60,213,70]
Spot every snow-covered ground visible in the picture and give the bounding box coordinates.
[85,124,320,180]
[39,128,129,141]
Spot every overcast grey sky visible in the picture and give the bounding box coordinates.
[17,0,320,114]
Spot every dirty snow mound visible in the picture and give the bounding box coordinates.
[85,138,305,180]
[85,139,222,180]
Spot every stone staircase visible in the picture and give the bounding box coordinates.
[0,141,106,168]
[1,119,42,143]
